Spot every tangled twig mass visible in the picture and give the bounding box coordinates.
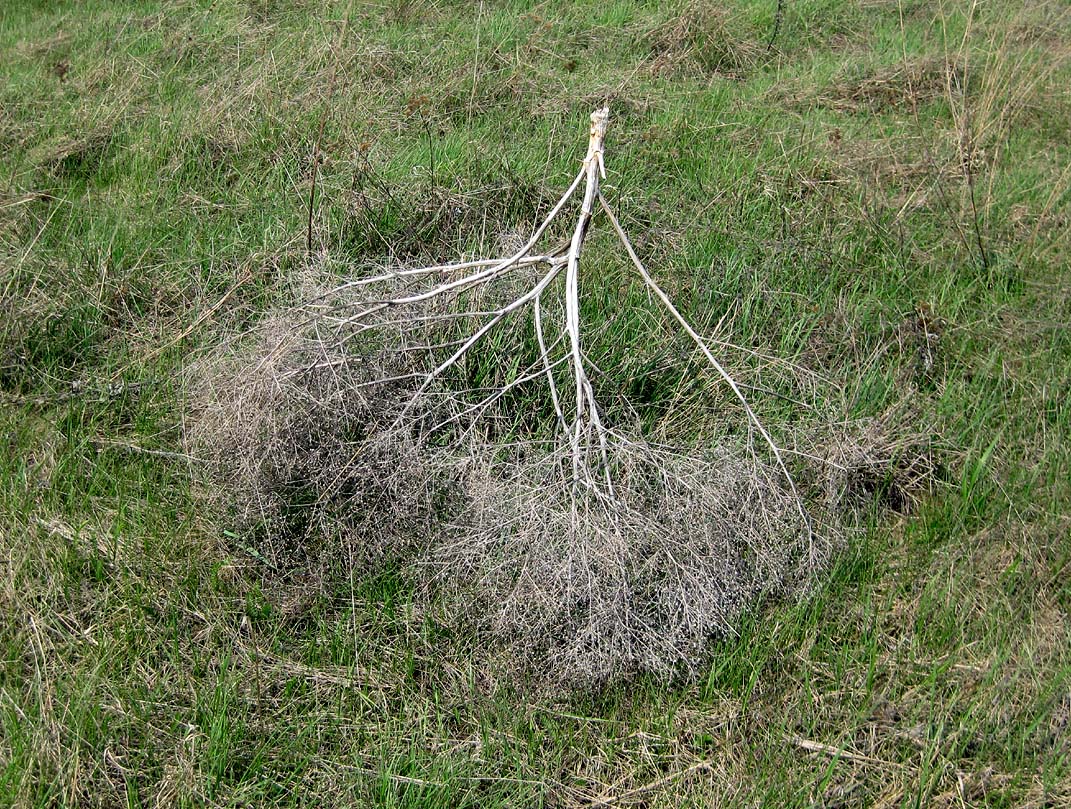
[189,108,827,689]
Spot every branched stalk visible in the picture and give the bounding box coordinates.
[198,108,831,688]
[307,106,811,536]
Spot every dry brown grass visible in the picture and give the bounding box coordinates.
[185,306,449,577]
[643,4,762,79]
[815,57,965,114]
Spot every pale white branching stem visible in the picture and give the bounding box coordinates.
[294,105,810,541]
[427,351,571,435]
[393,257,568,427]
[535,292,569,435]
[597,195,814,556]
[563,108,612,490]
[307,254,559,301]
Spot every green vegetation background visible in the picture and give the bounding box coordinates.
[1,0,1069,806]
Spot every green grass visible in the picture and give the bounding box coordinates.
[2,0,1070,805]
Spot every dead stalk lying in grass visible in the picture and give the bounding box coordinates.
[191,107,824,688]
[323,108,807,537]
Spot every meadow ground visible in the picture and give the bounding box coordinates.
[1,1,1070,806]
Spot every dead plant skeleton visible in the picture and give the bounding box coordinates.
[192,108,828,688]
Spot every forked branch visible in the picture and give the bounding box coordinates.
[195,107,825,689]
[308,107,810,537]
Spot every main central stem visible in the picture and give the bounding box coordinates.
[565,107,610,485]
